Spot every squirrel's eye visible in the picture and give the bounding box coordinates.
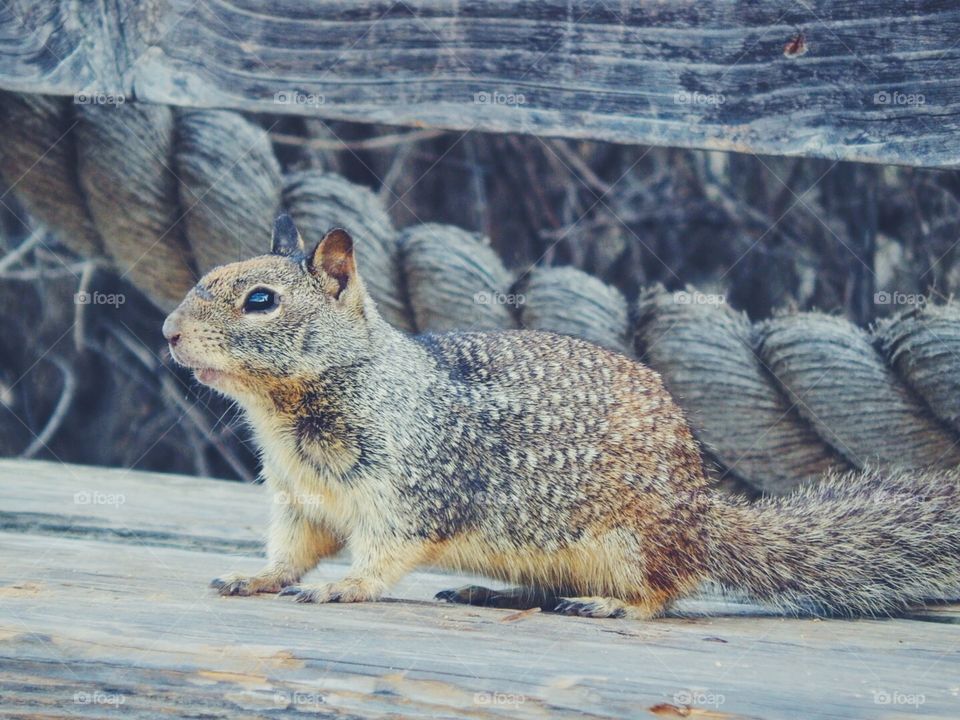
[242,288,278,314]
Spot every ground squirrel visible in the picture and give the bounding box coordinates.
[162,215,960,619]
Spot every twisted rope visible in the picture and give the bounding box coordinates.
[2,92,958,493]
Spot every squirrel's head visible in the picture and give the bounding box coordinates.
[163,215,377,401]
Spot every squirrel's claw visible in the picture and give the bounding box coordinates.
[211,576,256,596]
[279,580,381,604]
[278,585,310,602]
[554,597,629,619]
[212,572,289,596]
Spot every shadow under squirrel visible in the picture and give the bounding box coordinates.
[162,215,960,619]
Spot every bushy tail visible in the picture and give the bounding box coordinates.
[705,468,960,616]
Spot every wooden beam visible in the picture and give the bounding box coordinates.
[1,1,959,167]
[2,459,960,718]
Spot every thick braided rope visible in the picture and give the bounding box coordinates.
[2,93,958,493]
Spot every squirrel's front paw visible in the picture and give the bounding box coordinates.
[211,572,290,597]
[279,578,382,604]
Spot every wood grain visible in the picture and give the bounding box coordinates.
[1,458,959,718]
[1,1,959,166]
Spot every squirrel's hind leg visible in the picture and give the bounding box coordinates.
[435,587,673,619]
[554,589,679,619]
[553,595,666,620]
[435,585,562,610]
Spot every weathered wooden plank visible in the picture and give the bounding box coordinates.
[1,1,960,167]
[3,531,960,719]
[0,459,265,554]
[2,459,960,717]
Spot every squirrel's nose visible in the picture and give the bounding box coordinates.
[162,314,181,346]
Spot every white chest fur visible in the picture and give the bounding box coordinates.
[246,405,365,537]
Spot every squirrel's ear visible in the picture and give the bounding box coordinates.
[271,213,304,256]
[308,227,356,300]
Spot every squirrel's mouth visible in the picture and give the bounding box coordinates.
[194,368,224,385]
[168,346,227,387]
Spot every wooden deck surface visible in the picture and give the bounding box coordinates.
[1,459,958,719]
